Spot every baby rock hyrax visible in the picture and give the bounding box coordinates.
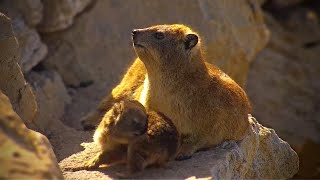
[87,100,179,178]
[82,24,251,160]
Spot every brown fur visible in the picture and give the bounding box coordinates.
[83,100,148,169]
[120,110,179,178]
[82,24,251,159]
[83,100,179,178]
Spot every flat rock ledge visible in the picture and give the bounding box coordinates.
[60,115,299,179]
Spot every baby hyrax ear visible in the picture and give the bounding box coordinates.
[113,101,124,114]
[185,34,198,50]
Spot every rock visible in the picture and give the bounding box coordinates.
[277,7,320,44]
[42,38,94,87]
[38,0,93,33]
[59,115,298,179]
[0,2,48,73]
[0,12,37,127]
[0,91,63,179]
[42,0,269,88]
[211,115,298,179]
[268,0,304,7]
[246,13,320,178]
[27,70,71,133]
[10,0,43,27]
[11,15,48,73]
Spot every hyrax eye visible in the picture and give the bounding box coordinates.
[153,32,164,40]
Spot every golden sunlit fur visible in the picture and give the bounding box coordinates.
[82,100,178,178]
[83,100,148,169]
[81,24,251,159]
[119,107,179,178]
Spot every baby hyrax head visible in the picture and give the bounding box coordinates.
[110,100,148,142]
[131,24,200,68]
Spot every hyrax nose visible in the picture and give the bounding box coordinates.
[132,29,143,37]
[131,29,138,36]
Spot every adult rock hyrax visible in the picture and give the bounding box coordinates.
[81,24,251,160]
[85,100,179,178]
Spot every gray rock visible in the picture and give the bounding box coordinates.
[27,70,71,133]
[0,2,47,73]
[211,115,299,179]
[11,14,48,72]
[246,14,320,148]
[0,12,37,126]
[38,0,93,32]
[246,13,320,177]
[11,0,43,27]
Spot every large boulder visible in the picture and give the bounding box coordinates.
[27,70,71,133]
[59,115,298,179]
[0,2,47,73]
[211,115,298,179]
[0,12,37,127]
[10,0,43,27]
[38,0,93,33]
[246,13,320,178]
[42,0,269,88]
[0,91,63,179]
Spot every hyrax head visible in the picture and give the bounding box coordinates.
[110,100,148,141]
[131,24,200,68]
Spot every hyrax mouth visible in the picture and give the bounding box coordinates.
[133,43,144,48]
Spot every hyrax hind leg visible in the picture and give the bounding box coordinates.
[117,144,147,178]
[84,147,127,169]
[81,59,146,130]
[175,134,205,161]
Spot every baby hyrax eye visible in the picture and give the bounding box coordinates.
[153,32,164,40]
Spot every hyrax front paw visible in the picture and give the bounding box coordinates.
[81,110,103,130]
[83,156,101,169]
[175,135,198,161]
[175,150,193,161]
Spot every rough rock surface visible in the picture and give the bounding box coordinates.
[27,70,71,133]
[38,0,93,33]
[11,14,48,73]
[246,12,320,178]
[0,13,37,126]
[0,2,47,73]
[0,91,63,179]
[58,115,298,179]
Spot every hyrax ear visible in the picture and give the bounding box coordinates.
[113,101,124,113]
[185,34,198,50]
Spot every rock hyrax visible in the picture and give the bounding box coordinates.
[82,24,251,160]
[82,100,147,169]
[132,24,251,160]
[86,100,179,178]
